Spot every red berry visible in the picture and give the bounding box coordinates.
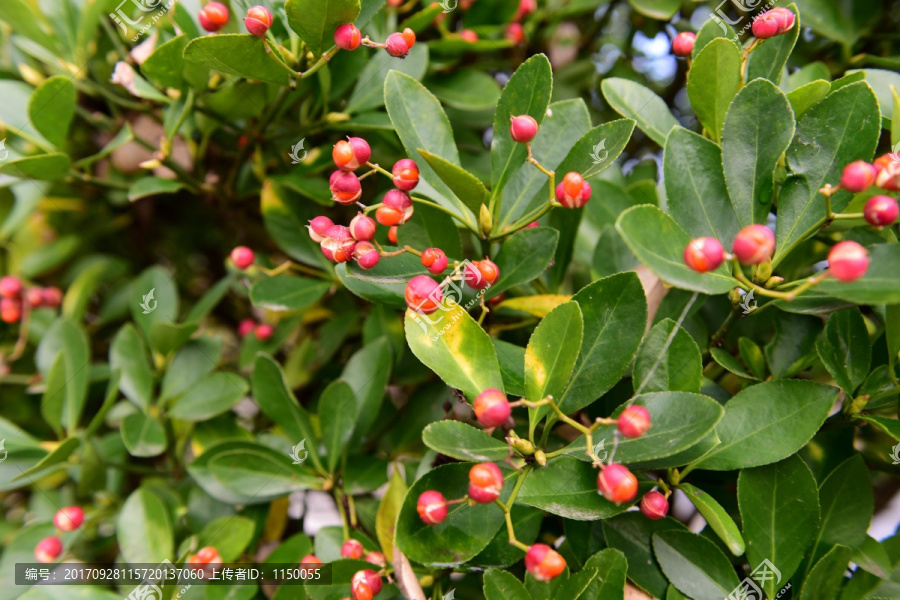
[524,543,566,582]
[752,13,780,39]
[864,195,899,227]
[199,1,229,32]
[473,388,511,428]
[330,171,363,205]
[1,298,21,323]
[416,490,448,525]
[464,259,500,290]
[365,551,386,567]
[349,213,377,241]
[392,159,420,191]
[683,237,725,273]
[341,539,365,560]
[505,23,525,44]
[768,7,796,33]
[385,33,410,58]
[353,242,380,270]
[401,27,416,49]
[640,491,669,520]
[334,23,362,51]
[255,324,274,341]
[387,226,398,244]
[301,554,322,566]
[375,206,403,227]
[350,569,382,600]
[244,5,272,37]
[617,405,651,439]
[53,506,85,532]
[238,318,256,338]
[308,216,335,243]
[230,246,254,270]
[459,29,478,43]
[597,463,638,505]
[42,287,62,308]
[514,0,537,21]
[468,462,504,504]
[197,546,221,563]
[555,172,591,208]
[828,241,869,282]
[321,225,356,263]
[525,221,539,228]
[0,276,22,299]
[405,275,442,314]
[841,160,877,193]
[672,31,696,57]
[35,536,62,563]
[25,287,44,308]
[510,115,539,143]
[382,189,414,224]
[732,224,775,265]
[333,137,371,172]
[420,248,448,275]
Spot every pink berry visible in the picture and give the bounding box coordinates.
[505,23,525,44]
[420,248,448,275]
[459,29,478,43]
[732,224,776,265]
[321,225,356,263]
[0,276,22,299]
[334,23,362,51]
[199,2,229,32]
[683,237,725,273]
[640,491,669,520]
[53,506,85,532]
[42,287,62,308]
[555,172,591,208]
[350,569,382,600]
[841,160,877,193]
[828,241,869,282]
[349,213,377,241]
[473,388,511,428]
[752,13,780,39]
[382,189,414,224]
[25,287,44,308]
[468,462,503,504]
[392,159,419,192]
[524,543,566,582]
[35,536,62,563]
[385,33,410,58]
[768,7,795,33]
[230,246,254,270]
[514,0,537,21]
[308,216,334,243]
[244,5,272,37]
[341,539,365,560]
[255,323,274,341]
[510,115,539,143]
[464,259,499,290]
[330,171,363,205]
[238,318,256,337]
[617,405,651,439]
[353,242,380,270]
[597,463,638,505]
[333,137,371,172]
[672,31,696,57]
[864,195,899,227]
[875,157,900,191]
[417,490,448,525]
[405,275,442,315]
[365,551,386,567]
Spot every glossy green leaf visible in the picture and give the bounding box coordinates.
[474,505,542,568]
[418,149,488,219]
[183,34,292,85]
[346,43,427,114]
[693,18,737,59]
[816,307,871,395]
[149,321,197,356]
[578,548,628,600]
[404,302,504,401]
[422,420,510,463]
[28,76,76,148]
[494,339,526,397]
[686,38,742,142]
[197,516,255,562]
[722,78,796,227]
[337,251,423,309]
[602,514,688,599]
[39,354,65,436]
[261,180,333,270]
[746,4,800,84]
[161,336,222,401]
[488,227,559,298]
[169,372,249,421]
[775,82,880,265]
[35,317,90,434]
[121,413,166,457]
[664,127,739,241]
[616,205,736,295]
[341,337,392,438]
[787,80,831,118]
[627,0,679,20]
[110,323,154,412]
[319,380,356,472]
[858,415,900,441]
[793,0,878,48]
[692,380,838,471]
[739,337,767,379]
[128,177,186,201]
[850,536,892,579]
[0,154,71,180]
[817,244,900,304]
[396,198,464,258]
[11,436,78,482]
[425,68,501,111]
[679,483,745,556]
[738,455,820,598]
[142,35,189,89]
[375,467,407,562]
[285,0,360,55]
[0,0,56,50]
[484,569,532,600]
[652,530,741,600]
[117,488,174,565]
[710,348,759,380]
[800,544,852,600]
[601,78,678,147]
[250,276,329,312]
[633,319,702,394]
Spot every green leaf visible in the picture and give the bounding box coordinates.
[739,337,767,379]
[738,455,820,599]
[816,307,871,395]
[422,420,510,462]
[425,68,501,111]
[494,339,526,397]
[746,4,800,84]
[601,78,678,147]
[490,54,553,195]
[664,127,740,241]
[633,319,702,394]
[40,354,65,436]
[375,467,407,562]
[787,80,831,118]
[110,323,154,412]
[616,205,736,295]
[320,380,356,472]
[627,0,679,20]
[161,336,222,401]
[396,198,464,258]
[602,514,688,599]
[169,373,249,421]
[687,38,742,142]
[250,276,329,312]
[710,348,759,380]
[652,530,741,600]
[816,244,900,304]
[692,380,838,471]
[337,250,423,309]
[395,463,508,566]
[775,82,880,265]
[558,272,647,414]
[484,569,533,600]
[722,78,796,227]
[850,536,892,579]
[404,301,504,401]
[183,34,292,85]
[346,43,428,113]
[578,548,628,600]
[474,505,542,568]
[792,0,877,48]
[121,413,167,458]
[117,488,174,565]
[693,18,737,59]
[488,227,559,298]
[358,0,386,26]
[197,516,255,562]
[150,321,198,356]
[127,176,186,201]
[0,153,71,180]
[28,76,76,148]
[142,35,190,89]
[11,437,79,482]
[417,149,488,219]
[341,337,392,438]
[36,317,91,433]
[261,180,333,270]
[131,265,179,345]
[800,544,852,600]
[285,0,361,55]
[517,457,640,520]
[678,483,745,556]
[858,415,900,441]
[0,0,56,50]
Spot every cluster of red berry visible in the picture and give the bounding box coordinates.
[0,276,62,324]
[415,391,668,583]
[335,23,417,59]
[671,7,796,58]
[296,541,385,600]
[34,506,84,563]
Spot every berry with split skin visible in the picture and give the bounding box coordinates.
[244,5,273,37]
[321,225,356,263]
[597,463,638,505]
[254,324,274,341]
[341,539,365,560]
[25,287,44,308]
[405,275,442,314]
[385,33,410,58]
[618,405,651,439]
[376,189,413,225]
[672,32,696,57]
[375,206,403,227]
[387,226,398,244]
[1,298,21,323]
[510,115,539,143]
[464,259,500,290]
[35,536,62,563]
[417,490,448,525]
[334,23,362,51]
[365,552,386,567]
[349,213,377,241]
[230,246,255,270]
[752,12,780,39]
[473,388,511,428]
[524,543,566,583]
[199,2,229,32]
[42,287,62,308]
[238,318,256,338]
[555,172,591,208]
[420,248,448,275]
[353,242,380,270]
[308,216,335,243]
[330,171,363,205]
[401,27,416,49]
[350,569,382,600]
[0,276,22,299]
[828,241,869,282]
[333,137,371,172]
[468,462,504,504]
[768,7,796,33]
[459,29,478,42]
[54,506,85,532]
[732,224,776,265]
[864,195,899,227]
[683,237,725,273]
[640,491,669,520]
[876,160,900,191]
[392,159,419,191]
[841,160,877,193]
